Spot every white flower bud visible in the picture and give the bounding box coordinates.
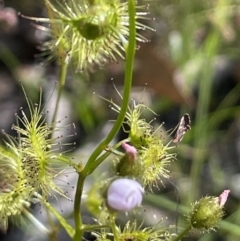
[107,179,144,212]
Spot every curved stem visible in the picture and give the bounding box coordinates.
[73,0,136,240]
[82,0,136,176]
[88,139,129,174]
[173,225,192,241]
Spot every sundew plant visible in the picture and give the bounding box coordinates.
[0,0,234,241]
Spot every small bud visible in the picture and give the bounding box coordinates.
[218,189,230,207]
[189,190,230,230]
[116,143,141,177]
[122,142,137,162]
[107,179,144,212]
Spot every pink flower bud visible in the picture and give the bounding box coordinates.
[107,179,144,212]
[218,189,230,207]
[122,142,137,162]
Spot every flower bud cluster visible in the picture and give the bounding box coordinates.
[110,100,175,190]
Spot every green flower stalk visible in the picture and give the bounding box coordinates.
[21,0,152,71]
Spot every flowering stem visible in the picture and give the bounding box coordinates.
[173,225,192,241]
[82,0,136,175]
[73,0,136,240]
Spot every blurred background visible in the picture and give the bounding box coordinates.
[1,0,240,240]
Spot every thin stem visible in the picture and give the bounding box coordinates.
[51,62,68,127]
[173,225,192,241]
[73,0,136,240]
[82,224,111,231]
[88,139,129,174]
[45,0,68,133]
[23,208,50,234]
[110,214,119,241]
[44,198,75,238]
[33,192,75,238]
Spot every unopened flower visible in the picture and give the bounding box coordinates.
[22,0,152,71]
[122,142,137,161]
[189,190,230,231]
[107,179,144,212]
[218,189,230,207]
[116,142,142,177]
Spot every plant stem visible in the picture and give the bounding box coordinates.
[73,0,136,240]
[44,201,75,238]
[82,0,136,176]
[173,225,192,241]
[51,62,68,127]
[110,213,119,241]
[73,173,86,241]
[88,139,129,174]
[34,192,75,238]
[23,208,50,234]
[82,224,111,231]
